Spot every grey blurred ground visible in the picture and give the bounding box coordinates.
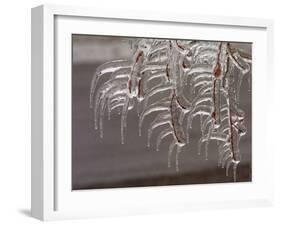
[72,35,252,190]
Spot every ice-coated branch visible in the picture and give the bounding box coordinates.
[89,38,251,182]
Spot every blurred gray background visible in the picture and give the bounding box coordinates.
[72,35,252,190]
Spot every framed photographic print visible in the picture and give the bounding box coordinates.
[31,4,274,221]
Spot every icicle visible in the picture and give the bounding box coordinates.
[199,114,204,134]
[136,100,142,116]
[233,161,238,182]
[218,144,231,165]
[197,137,203,155]
[138,124,142,137]
[99,88,127,138]
[139,101,170,136]
[94,89,107,130]
[107,96,125,120]
[121,98,130,144]
[147,113,170,148]
[221,153,232,169]
[99,97,107,138]
[178,110,188,126]
[201,117,212,136]
[204,122,214,159]
[107,97,111,120]
[175,145,185,172]
[156,129,173,152]
[205,145,208,160]
[90,60,131,108]
[248,74,251,93]
[217,144,225,166]
[128,97,135,110]
[186,105,212,130]
[94,81,127,129]
[225,159,233,177]
[102,87,126,122]
[213,79,221,127]
[168,140,176,168]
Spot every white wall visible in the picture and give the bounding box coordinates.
[0,0,280,225]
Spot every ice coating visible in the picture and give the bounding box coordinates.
[89,38,251,182]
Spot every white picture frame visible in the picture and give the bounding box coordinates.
[31,4,274,221]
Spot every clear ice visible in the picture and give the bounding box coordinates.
[89,38,251,182]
